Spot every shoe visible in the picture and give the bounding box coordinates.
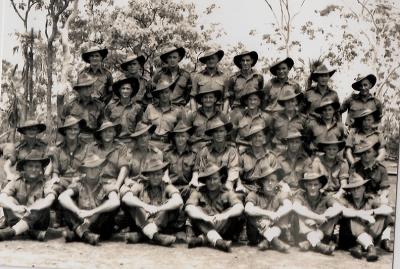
[28,230,47,242]
[298,240,311,251]
[125,232,143,244]
[215,239,232,253]
[315,242,335,255]
[366,245,378,262]
[281,228,294,245]
[187,236,204,249]
[349,244,363,259]
[82,232,100,246]
[62,229,78,243]
[271,237,290,252]
[0,227,16,241]
[380,239,394,252]
[153,233,176,247]
[257,239,269,251]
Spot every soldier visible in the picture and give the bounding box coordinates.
[104,73,142,134]
[340,173,394,261]
[120,159,183,247]
[292,170,342,255]
[78,46,113,104]
[244,161,292,252]
[263,57,301,112]
[340,73,382,127]
[304,64,340,119]
[0,150,56,241]
[58,154,120,245]
[190,49,228,113]
[152,46,192,106]
[345,108,386,166]
[62,74,104,144]
[185,163,244,252]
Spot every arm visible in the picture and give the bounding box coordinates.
[185,204,213,222]
[58,189,81,215]
[376,148,386,163]
[116,166,129,189]
[245,202,277,219]
[292,201,326,222]
[90,191,120,215]
[158,193,183,212]
[275,199,293,218]
[373,204,393,216]
[345,148,355,166]
[220,203,244,219]
[0,193,20,211]
[322,202,343,219]
[121,192,151,209]
[28,194,56,211]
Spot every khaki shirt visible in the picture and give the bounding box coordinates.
[104,98,142,134]
[246,186,289,211]
[312,156,349,192]
[78,66,113,103]
[351,161,390,194]
[271,110,307,145]
[142,104,184,137]
[263,77,301,112]
[340,93,383,126]
[7,139,48,165]
[164,145,196,186]
[294,190,336,214]
[345,128,385,151]
[226,70,264,108]
[305,118,345,152]
[62,97,104,131]
[304,86,340,118]
[278,151,311,190]
[128,145,163,177]
[339,193,380,211]
[190,68,227,101]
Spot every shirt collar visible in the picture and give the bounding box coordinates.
[201,68,223,76]
[87,66,105,75]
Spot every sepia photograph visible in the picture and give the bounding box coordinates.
[0,0,399,268]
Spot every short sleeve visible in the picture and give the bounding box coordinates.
[186,190,201,206]
[245,191,258,205]
[227,191,242,206]
[165,184,180,198]
[1,180,17,196]
[117,145,129,169]
[43,179,58,197]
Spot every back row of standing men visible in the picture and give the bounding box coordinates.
[0,45,393,261]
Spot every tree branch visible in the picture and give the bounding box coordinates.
[10,0,25,23]
[377,63,400,97]
[356,0,379,31]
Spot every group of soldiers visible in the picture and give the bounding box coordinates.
[0,45,395,262]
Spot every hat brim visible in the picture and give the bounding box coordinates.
[352,74,377,90]
[58,119,87,136]
[314,101,340,114]
[343,179,370,189]
[299,175,328,190]
[198,166,228,184]
[73,81,94,90]
[204,122,233,137]
[277,92,303,105]
[160,47,186,63]
[240,90,265,106]
[80,158,106,169]
[17,124,47,135]
[317,140,346,152]
[112,77,140,98]
[311,70,336,82]
[281,134,303,143]
[353,141,380,155]
[120,55,146,71]
[243,126,268,139]
[94,124,122,140]
[130,124,157,138]
[195,90,223,104]
[16,157,50,172]
[142,162,169,175]
[82,48,108,63]
[253,167,285,182]
[199,50,224,64]
[233,51,258,68]
[269,57,294,76]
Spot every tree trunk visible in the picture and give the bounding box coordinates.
[27,28,35,118]
[47,41,54,142]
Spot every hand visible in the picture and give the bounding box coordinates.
[13,205,28,214]
[77,209,94,220]
[304,219,317,226]
[268,212,280,222]
[360,212,375,224]
[235,183,246,193]
[213,213,227,223]
[144,205,159,215]
[315,215,327,225]
[204,215,215,224]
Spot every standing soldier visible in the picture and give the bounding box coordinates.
[340,73,382,127]
[0,150,56,241]
[185,163,244,252]
[263,57,301,112]
[78,46,113,104]
[152,46,192,107]
[62,74,104,144]
[190,49,227,113]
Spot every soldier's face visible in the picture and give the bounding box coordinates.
[89,52,102,66]
[359,79,372,95]
[261,174,279,193]
[206,172,222,191]
[212,126,227,143]
[287,138,302,152]
[127,60,141,74]
[317,74,330,86]
[148,170,164,187]
[362,115,375,130]
[65,124,80,140]
[167,52,181,67]
[304,179,322,197]
[283,98,297,111]
[23,161,43,181]
[201,93,217,108]
[276,63,289,79]
[251,131,266,147]
[205,54,219,68]
[246,94,261,110]
[158,88,171,103]
[101,127,116,143]
[361,148,376,163]
[350,185,365,199]
[24,128,40,139]
[137,133,150,146]
[324,144,339,159]
[240,55,253,70]
[120,83,133,99]
[174,132,189,148]
[321,105,335,121]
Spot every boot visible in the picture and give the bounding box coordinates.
[366,245,378,262]
[0,227,16,241]
[187,236,205,249]
[63,229,78,243]
[257,239,269,251]
[153,233,176,247]
[271,237,290,252]
[28,230,47,242]
[215,239,232,252]
[349,244,363,259]
[380,239,394,252]
[298,240,311,251]
[125,232,144,244]
[315,242,335,255]
[281,228,294,245]
[82,232,100,246]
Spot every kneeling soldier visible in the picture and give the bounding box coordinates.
[293,169,342,255]
[0,150,56,241]
[185,163,244,252]
[120,159,183,247]
[340,173,394,262]
[244,161,292,252]
[58,154,120,245]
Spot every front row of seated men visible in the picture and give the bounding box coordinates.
[0,145,394,262]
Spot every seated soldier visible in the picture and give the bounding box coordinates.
[244,161,292,252]
[58,154,120,246]
[120,159,183,247]
[185,163,244,252]
[340,173,394,261]
[292,169,342,255]
[0,150,56,241]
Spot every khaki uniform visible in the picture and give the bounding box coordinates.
[340,93,383,127]
[78,66,113,104]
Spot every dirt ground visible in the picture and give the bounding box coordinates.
[0,161,397,269]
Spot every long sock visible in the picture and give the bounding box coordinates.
[357,232,374,250]
[12,220,29,235]
[381,227,391,241]
[263,226,281,242]
[206,230,222,246]
[142,222,158,239]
